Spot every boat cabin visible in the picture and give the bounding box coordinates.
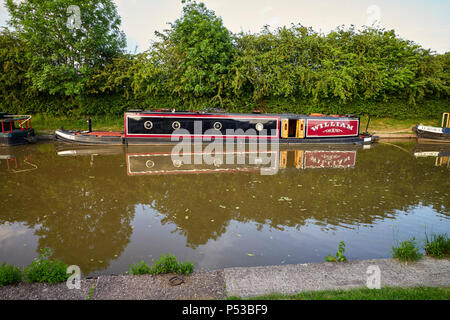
[0,113,35,146]
[123,110,367,144]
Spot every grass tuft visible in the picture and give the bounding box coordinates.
[0,262,22,287]
[128,253,194,276]
[392,238,423,262]
[23,248,69,284]
[425,233,450,259]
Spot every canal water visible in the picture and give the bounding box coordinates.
[0,141,449,276]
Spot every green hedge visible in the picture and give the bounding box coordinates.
[1,1,448,119]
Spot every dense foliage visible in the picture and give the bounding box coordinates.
[425,233,450,258]
[23,248,69,284]
[1,0,448,118]
[0,262,22,286]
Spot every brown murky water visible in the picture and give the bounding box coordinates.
[0,141,449,276]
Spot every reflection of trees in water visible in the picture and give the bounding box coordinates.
[0,145,135,273]
[1,143,449,265]
[138,144,449,248]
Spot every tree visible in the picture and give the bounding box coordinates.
[0,28,34,103]
[5,0,126,96]
[149,0,234,107]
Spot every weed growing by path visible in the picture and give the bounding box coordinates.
[23,248,69,284]
[392,238,423,262]
[129,253,194,276]
[0,262,22,286]
[425,233,450,258]
[325,241,347,262]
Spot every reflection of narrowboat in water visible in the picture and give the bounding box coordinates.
[127,149,358,175]
[55,110,377,145]
[280,150,357,169]
[56,145,360,175]
[0,113,36,146]
[126,151,279,175]
[413,112,450,143]
[413,144,450,168]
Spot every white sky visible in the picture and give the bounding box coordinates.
[1,0,449,53]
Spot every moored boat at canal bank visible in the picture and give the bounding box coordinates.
[0,113,36,146]
[55,110,377,145]
[413,112,450,143]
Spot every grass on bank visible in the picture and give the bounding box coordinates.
[0,262,22,287]
[128,253,194,276]
[0,248,69,286]
[23,248,69,284]
[228,286,450,300]
[391,238,424,262]
[359,116,439,133]
[425,233,450,259]
[29,114,441,135]
[31,114,124,134]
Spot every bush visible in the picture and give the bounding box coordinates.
[425,233,450,259]
[0,262,22,286]
[128,253,195,276]
[23,248,69,284]
[392,238,423,262]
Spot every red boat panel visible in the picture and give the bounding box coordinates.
[306,119,359,138]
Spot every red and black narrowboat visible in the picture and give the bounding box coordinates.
[55,110,377,145]
[0,113,36,146]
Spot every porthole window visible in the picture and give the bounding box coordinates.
[213,122,222,130]
[144,121,153,130]
[172,121,181,130]
[256,123,264,131]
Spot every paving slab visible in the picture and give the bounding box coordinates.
[224,257,450,298]
[91,270,226,300]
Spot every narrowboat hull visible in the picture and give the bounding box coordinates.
[55,129,375,145]
[55,111,377,145]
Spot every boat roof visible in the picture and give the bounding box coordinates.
[0,113,31,122]
[124,110,359,119]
